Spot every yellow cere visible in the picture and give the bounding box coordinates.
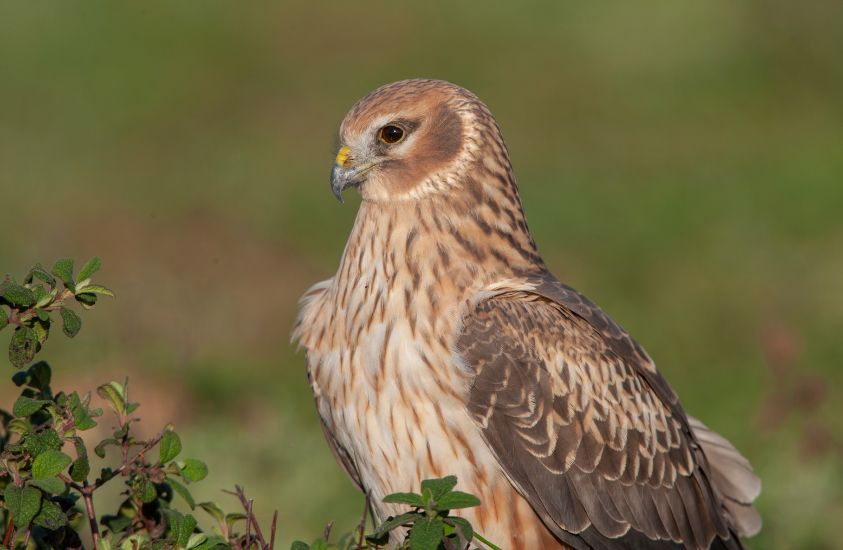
[335,145,351,167]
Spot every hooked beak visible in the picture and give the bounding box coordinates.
[330,145,378,203]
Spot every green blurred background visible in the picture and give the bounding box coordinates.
[1,1,842,548]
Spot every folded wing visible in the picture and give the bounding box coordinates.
[457,276,760,549]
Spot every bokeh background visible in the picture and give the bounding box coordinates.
[2,1,842,548]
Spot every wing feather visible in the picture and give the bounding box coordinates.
[457,276,759,548]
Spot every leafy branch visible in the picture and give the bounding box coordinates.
[292,476,501,550]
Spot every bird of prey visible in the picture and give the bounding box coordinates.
[293,79,761,549]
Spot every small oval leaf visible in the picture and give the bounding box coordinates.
[1,282,36,308]
[13,395,50,417]
[382,492,425,507]
[159,430,182,464]
[51,258,75,290]
[434,491,481,510]
[76,257,102,284]
[4,485,42,528]
[9,326,38,369]
[60,307,82,338]
[180,458,208,482]
[29,476,66,495]
[32,449,72,479]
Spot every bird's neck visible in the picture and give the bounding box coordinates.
[294,171,546,355]
[334,174,545,311]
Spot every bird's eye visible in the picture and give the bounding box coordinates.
[378,125,405,144]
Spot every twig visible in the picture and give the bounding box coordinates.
[269,511,278,550]
[3,517,14,547]
[224,485,268,549]
[357,492,370,549]
[82,481,101,546]
[10,289,74,326]
[246,498,253,547]
[93,430,165,488]
[68,429,164,548]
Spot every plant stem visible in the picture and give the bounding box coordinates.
[357,492,370,550]
[11,289,75,325]
[269,511,278,550]
[82,482,101,546]
[3,517,14,547]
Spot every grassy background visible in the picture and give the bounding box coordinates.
[1,1,842,548]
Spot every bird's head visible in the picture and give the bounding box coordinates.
[330,79,499,203]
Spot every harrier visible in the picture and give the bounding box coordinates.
[294,79,761,549]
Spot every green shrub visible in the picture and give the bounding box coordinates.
[0,259,497,550]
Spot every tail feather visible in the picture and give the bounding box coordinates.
[688,417,762,537]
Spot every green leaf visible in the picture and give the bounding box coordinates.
[198,501,224,526]
[371,512,422,538]
[9,326,38,368]
[70,391,98,430]
[7,417,32,434]
[224,512,247,533]
[60,307,82,338]
[70,437,91,482]
[179,459,208,482]
[408,517,445,550]
[113,424,129,439]
[1,282,36,308]
[134,478,158,503]
[168,477,196,509]
[185,533,207,550]
[0,306,8,331]
[159,430,182,464]
[51,258,74,291]
[32,317,50,345]
[13,360,52,391]
[29,476,66,495]
[35,307,49,322]
[76,257,102,284]
[434,491,481,510]
[98,381,127,416]
[32,449,72,479]
[95,437,119,458]
[13,395,50,417]
[4,485,42,528]
[420,475,458,500]
[36,288,55,309]
[31,360,52,388]
[189,534,228,550]
[79,283,114,297]
[33,498,68,530]
[166,510,198,549]
[26,264,56,287]
[75,292,98,309]
[290,542,310,550]
[33,286,50,308]
[382,491,425,507]
[22,429,62,457]
[103,505,133,537]
[444,516,474,542]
